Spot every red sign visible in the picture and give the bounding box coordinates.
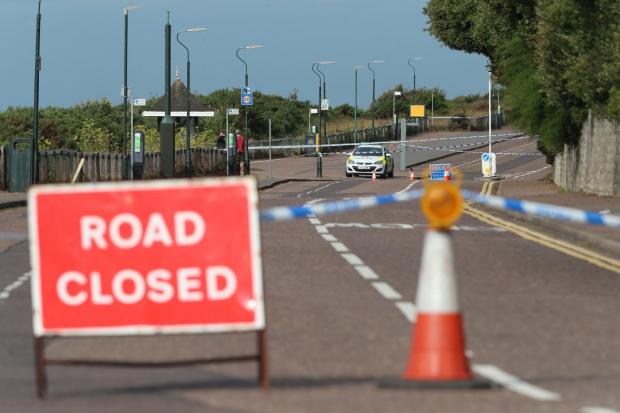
[28,178,264,336]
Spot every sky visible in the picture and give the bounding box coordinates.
[0,0,489,111]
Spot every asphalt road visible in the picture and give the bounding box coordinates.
[1,132,619,412]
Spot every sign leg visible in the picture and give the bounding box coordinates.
[258,330,270,390]
[34,337,47,399]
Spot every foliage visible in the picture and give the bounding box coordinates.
[1,85,489,152]
[370,86,448,119]
[423,0,537,63]
[76,119,113,153]
[423,0,620,159]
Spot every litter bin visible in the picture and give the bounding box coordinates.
[8,138,32,192]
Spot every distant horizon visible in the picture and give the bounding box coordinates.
[0,0,490,112]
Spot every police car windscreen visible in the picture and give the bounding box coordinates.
[354,147,382,156]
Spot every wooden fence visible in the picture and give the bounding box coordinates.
[36,148,226,184]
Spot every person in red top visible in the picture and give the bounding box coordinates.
[235,130,245,175]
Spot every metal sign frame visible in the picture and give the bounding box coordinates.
[28,178,270,397]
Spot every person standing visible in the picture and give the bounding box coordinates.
[235,129,245,175]
[216,131,226,149]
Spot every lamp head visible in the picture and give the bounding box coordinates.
[245,44,264,49]
[187,27,207,32]
[317,61,336,65]
[124,5,141,14]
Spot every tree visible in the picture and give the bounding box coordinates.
[75,119,112,153]
[423,0,620,159]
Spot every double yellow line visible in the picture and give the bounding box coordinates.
[464,182,620,275]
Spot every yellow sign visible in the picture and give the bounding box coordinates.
[410,105,425,118]
[421,182,463,230]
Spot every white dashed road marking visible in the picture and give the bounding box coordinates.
[372,282,402,300]
[395,301,417,322]
[315,226,329,234]
[301,182,564,405]
[397,180,419,195]
[341,253,363,266]
[582,407,620,413]
[353,265,379,280]
[330,242,349,252]
[472,364,561,401]
[0,272,31,301]
[297,181,340,198]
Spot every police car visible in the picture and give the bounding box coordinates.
[345,144,394,178]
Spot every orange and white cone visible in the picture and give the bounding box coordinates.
[409,169,415,182]
[398,230,487,388]
[372,171,377,182]
[443,167,451,181]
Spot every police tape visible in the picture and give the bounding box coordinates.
[259,189,425,222]
[247,133,523,151]
[259,187,620,228]
[461,189,620,228]
[406,142,543,156]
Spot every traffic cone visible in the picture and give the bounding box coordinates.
[399,229,485,387]
[372,171,377,182]
[409,169,415,182]
[443,167,451,181]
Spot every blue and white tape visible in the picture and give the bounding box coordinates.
[461,189,620,228]
[248,133,524,151]
[260,189,424,222]
[259,186,620,228]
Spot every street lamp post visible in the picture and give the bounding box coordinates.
[123,5,141,181]
[354,65,365,143]
[235,44,263,176]
[177,27,206,178]
[407,57,423,104]
[367,60,383,139]
[316,61,335,145]
[31,0,42,185]
[393,90,402,140]
[311,63,322,142]
[488,64,492,156]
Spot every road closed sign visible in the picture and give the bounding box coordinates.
[28,178,265,336]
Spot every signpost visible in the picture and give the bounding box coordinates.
[481,152,496,178]
[226,108,240,176]
[28,178,269,397]
[309,107,318,133]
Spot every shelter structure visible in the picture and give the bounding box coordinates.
[142,67,214,137]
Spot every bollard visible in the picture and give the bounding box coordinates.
[316,152,323,178]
